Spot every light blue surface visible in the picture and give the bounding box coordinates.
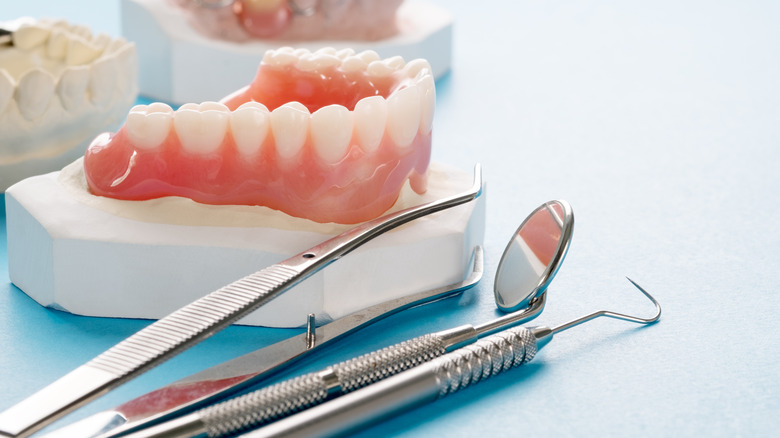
[2,0,780,436]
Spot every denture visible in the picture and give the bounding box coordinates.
[83,47,435,224]
[0,18,137,191]
[170,0,403,42]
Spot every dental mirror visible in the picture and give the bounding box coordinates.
[494,200,574,312]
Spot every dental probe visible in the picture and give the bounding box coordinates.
[239,278,661,438]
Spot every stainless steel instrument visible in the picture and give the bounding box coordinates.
[118,200,576,438]
[0,165,483,438]
[242,279,662,438]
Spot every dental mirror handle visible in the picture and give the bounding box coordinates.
[0,165,482,438]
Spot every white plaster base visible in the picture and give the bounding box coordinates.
[5,162,484,327]
[121,0,453,105]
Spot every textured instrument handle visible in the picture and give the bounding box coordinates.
[199,333,448,437]
[88,264,300,378]
[432,326,537,397]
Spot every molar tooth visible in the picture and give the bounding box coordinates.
[174,102,230,154]
[315,47,337,56]
[297,53,341,72]
[271,103,310,160]
[341,56,367,73]
[386,85,421,148]
[46,28,69,60]
[264,50,298,67]
[12,24,51,50]
[126,103,173,150]
[0,70,15,115]
[403,59,433,79]
[311,105,353,164]
[16,69,55,120]
[89,56,117,107]
[417,74,435,135]
[335,48,355,59]
[230,102,270,156]
[66,35,103,66]
[293,48,310,57]
[384,56,406,70]
[357,50,380,64]
[353,96,387,153]
[366,60,395,78]
[57,66,90,110]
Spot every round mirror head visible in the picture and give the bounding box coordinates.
[494,200,574,312]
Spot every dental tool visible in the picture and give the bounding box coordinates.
[0,165,482,438]
[243,278,662,438]
[117,200,575,438]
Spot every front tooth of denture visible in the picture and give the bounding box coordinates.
[402,59,433,79]
[16,69,55,120]
[57,66,90,110]
[386,85,421,148]
[67,35,103,66]
[89,56,117,107]
[0,70,14,115]
[417,73,435,135]
[47,28,69,60]
[311,105,353,164]
[174,102,230,154]
[12,24,51,50]
[126,103,173,150]
[229,101,270,156]
[353,96,387,153]
[340,56,367,73]
[271,102,310,160]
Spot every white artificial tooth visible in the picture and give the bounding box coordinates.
[341,56,367,73]
[57,66,90,110]
[403,59,433,79]
[89,56,117,107]
[386,85,421,148]
[298,53,341,71]
[293,48,310,57]
[335,48,355,59]
[66,35,103,66]
[178,102,199,111]
[93,33,111,50]
[277,46,295,54]
[12,24,51,50]
[384,56,405,70]
[367,60,395,78]
[271,103,310,160]
[126,104,173,150]
[174,104,229,154]
[311,105,353,164]
[0,70,15,115]
[315,47,337,56]
[265,50,298,67]
[230,102,270,156]
[46,28,69,60]
[357,50,380,64]
[417,74,435,135]
[16,69,55,120]
[353,96,387,153]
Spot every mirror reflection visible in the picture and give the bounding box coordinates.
[494,200,573,312]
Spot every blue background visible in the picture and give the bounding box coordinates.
[2,1,779,436]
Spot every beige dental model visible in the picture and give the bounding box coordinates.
[0,18,137,191]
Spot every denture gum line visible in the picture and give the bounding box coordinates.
[86,47,435,224]
[0,18,138,164]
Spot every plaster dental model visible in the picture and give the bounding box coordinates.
[5,49,484,327]
[171,0,403,42]
[0,18,138,191]
[121,0,452,104]
[85,48,433,224]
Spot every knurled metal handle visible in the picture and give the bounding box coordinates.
[199,333,448,437]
